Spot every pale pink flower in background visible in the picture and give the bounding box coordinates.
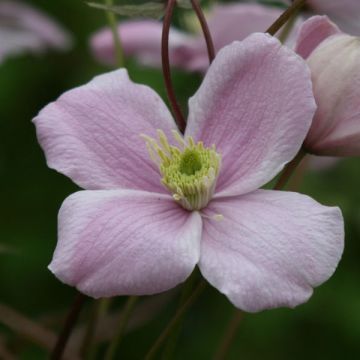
[280,0,360,35]
[91,2,302,72]
[295,16,360,156]
[34,34,343,312]
[305,0,360,35]
[0,1,71,64]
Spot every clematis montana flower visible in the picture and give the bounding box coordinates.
[91,2,302,72]
[295,16,360,156]
[0,1,71,64]
[34,34,344,312]
[281,0,360,35]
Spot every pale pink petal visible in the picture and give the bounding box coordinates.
[33,69,177,192]
[49,190,202,297]
[186,33,316,197]
[295,16,341,59]
[303,34,360,156]
[308,0,360,35]
[179,3,292,73]
[0,1,71,63]
[91,20,193,67]
[208,3,296,50]
[174,3,303,73]
[199,190,344,312]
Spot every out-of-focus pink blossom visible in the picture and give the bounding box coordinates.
[307,0,360,35]
[281,0,360,35]
[34,34,343,312]
[91,3,302,72]
[0,1,71,64]
[295,16,360,156]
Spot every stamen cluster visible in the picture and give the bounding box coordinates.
[142,130,221,210]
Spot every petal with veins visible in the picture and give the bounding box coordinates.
[33,69,177,192]
[49,190,202,298]
[199,190,344,312]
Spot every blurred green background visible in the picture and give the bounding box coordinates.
[0,0,360,359]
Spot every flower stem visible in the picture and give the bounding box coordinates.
[277,8,299,44]
[274,148,306,190]
[104,296,138,360]
[104,0,124,68]
[144,280,206,360]
[190,0,215,64]
[81,298,111,360]
[266,0,307,36]
[213,309,243,360]
[162,0,187,133]
[161,271,199,359]
[50,292,87,360]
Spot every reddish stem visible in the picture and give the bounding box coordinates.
[51,293,87,360]
[190,0,215,64]
[162,0,187,133]
[266,0,306,36]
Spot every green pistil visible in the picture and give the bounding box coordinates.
[142,130,221,211]
[179,149,202,175]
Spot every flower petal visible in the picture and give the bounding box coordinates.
[308,0,360,35]
[295,16,341,59]
[0,1,71,63]
[303,34,360,156]
[208,3,292,50]
[199,190,344,312]
[91,20,193,68]
[49,190,202,297]
[33,69,177,192]
[186,33,316,196]
[179,3,299,73]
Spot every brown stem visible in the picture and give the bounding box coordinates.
[190,0,215,64]
[266,0,306,36]
[162,0,187,133]
[274,148,306,190]
[213,309,243,360]
[51,293,87,360]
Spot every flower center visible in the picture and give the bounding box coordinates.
[142,130,221,211]
[179,149,202,175]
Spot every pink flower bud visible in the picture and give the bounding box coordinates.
[296,16,360,156]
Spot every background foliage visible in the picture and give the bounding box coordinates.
[0,0,359,358]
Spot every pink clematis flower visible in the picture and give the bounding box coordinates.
[0,1,71,64]
[281,0,360,35]
[91,2,302,72]
[34,34,344,312]
[304,0,360,35]
[295,16,360,156]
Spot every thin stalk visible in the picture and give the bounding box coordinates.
[161,271,199,360]
[104,0,124,67]
[81,298,111,360]
[104,296,138,360]
[51,293,87,360]
[162,0,187,132]
[277,9,298,43]
[213,309,243,360]
[274,149,306,190]
[80,300,100,359]
[190,0,215,64]
[144,280,207,360]
[266,0,306,36]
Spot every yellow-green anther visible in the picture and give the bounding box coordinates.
[141,130,221,211]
